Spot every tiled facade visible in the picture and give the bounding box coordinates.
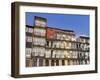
[26,16,90,67]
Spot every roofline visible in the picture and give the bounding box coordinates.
[26,25,33,28]
[79,36,90,39]
[47,26,74,33]
[26,25,75,33]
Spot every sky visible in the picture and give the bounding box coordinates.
[26,12,90,36]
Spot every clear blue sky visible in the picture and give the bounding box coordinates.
[26,12,90,36]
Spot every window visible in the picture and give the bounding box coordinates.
[75,51,78,58]
[56,33,60,40]
[47,41,52,47]
[35,20,46,27]
[52,41,57,48]
[35,20,41,26]
[46,41,49,47]
[45,59,49,66]
[34,28,46,36]
[71,43,74,49]
[25,27,29,32]
[28,28,33,33]
[32,48,38,56]
[60,42,64,48]
[65,35,69,40]
[39,58,43,66]
[62,60,65,65]
[32,57,37,66]
[64,51,68,58]
[26,58,32,67]
[33,47,45,56]
[26,48,32,58]
[26,36,32,42]
[67,51,71,58]
[52,50,56,58]
[51,60,55,66]
[69,51,73,58]
[45,49,51,58]
[81,52,85,59]
[33,37,46,46]
[56,51,60,58]
[72,36,76,41]
[85,45,89,51]
[56,60,59,66]
[80,44,84,50]
[40,21,46,27]
[59,51,65,58]
[25,27,33,33]
[60,34,64,40]
[63,41,67,48]
[62,34,66,40]
[39,48,45,57]
[32,47,45,57]
[85,52,89,59]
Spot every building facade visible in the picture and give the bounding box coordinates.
[26,16,90,67]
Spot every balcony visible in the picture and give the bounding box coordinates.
[33,37,46,46]
[34,28,46,37]
[25,27,33,33]
[35,20,46,27]
[26,36,32,42]
[26,48,32,58]
[45,49,51,58]
[56,33,75,41]
[32,47,45,57]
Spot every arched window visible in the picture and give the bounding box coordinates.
[51,60,55,66]
[45,59,49,66]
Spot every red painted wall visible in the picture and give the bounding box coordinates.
[46,28,56,39]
